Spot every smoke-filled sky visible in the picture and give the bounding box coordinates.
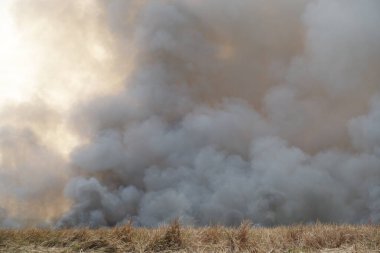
[0,0,379,228]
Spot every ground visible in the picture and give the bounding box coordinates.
[0,221,379,252]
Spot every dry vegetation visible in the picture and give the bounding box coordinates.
[0,220,379,252]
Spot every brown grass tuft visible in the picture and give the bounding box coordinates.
[79,239,116,252]
[236,220,251,250]
[201,226,223,244]
[114,220,134,243]
[146,218,183,252]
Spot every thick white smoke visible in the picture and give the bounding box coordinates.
[1,0,379,227]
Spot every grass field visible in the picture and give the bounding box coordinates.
[0,221,379,252]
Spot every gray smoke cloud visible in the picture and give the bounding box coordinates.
[1,0,380,227]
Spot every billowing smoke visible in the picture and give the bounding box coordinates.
[0,0,379,227]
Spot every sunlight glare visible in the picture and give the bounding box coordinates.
[0,0,39,106]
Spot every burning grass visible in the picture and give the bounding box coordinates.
[0,222,379,252]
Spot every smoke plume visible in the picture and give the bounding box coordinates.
[0,0,379,227]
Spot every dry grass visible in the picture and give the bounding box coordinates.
[0,222,379,252]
